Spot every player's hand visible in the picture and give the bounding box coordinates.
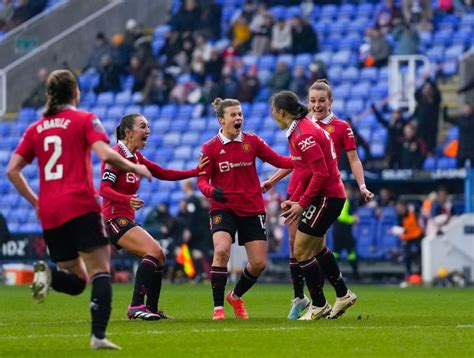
[360,187,374,202]
[212,187,227,203]
[197,156,209,175]
[134,164,152,181]
[261,180,272,193]
[130,194,145,211]
[281,200,304,225]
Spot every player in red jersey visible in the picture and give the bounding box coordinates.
[270,90,357,320]
[263,80,373,319]
[100,113,208,321]
[7,69,152,350]
[197,98,293,320]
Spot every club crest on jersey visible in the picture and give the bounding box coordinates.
[117,218,128,226]
[126,172,138,183]
[212,215,222,225]
[91,117,105,133]
[242,142,251,152]
[298,136,316,152]
[325,125,335,133]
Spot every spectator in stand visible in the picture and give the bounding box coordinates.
[399,122,427,169]
[200,77,220,104]
[270,16,292,54]
[392,200,424,286]
[228,14,251,54]
[159,30,183,68]
[141,68,170,105]
[371,103,406,169]
[173,0,201,34]
[29,0,47,17]
[290,16,318,54]
[413,78,441,154]
[204,49,224,82]
[84,33,113,74]
[289,65,308,99]
[8,0,31,29]
[110,34,131,74]
[196,0,222,40]
[230,0,256,24]
[94,54,122,94]
[217,67,237,99]
[0,211,11,241]
[250,13,273,56]
[129,55,154,94]
[269,61,292,95]
[22,67,49,109]
[264,187,285,254]
[191,33,213,84]
[0,0,15,31]
[425,185,455,236]
[308,60,328,84]
[367,27,392,68]
[443,104,474,168]
[393,21,420,55]
[197,98,293,321]
[236,66,260,103]
[374,0,402,33]
[402,0,433,32]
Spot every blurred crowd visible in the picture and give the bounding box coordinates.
[0,0,48,33]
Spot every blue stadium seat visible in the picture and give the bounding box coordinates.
[370,140,386,158]
[153,24,172,40]
[257,69,272,86]
[169,119,188,132]
[96,92,115,106]
[433,30,453,47]
[125,104,142,114]
[327,66,344,84]
[162,132,181,146]
[346,99,364,116]
[426,46,445,63]
[451,31,471,47]
[155,147,174,162]
[142,105,160,120]
[174,146,193,160]
[114,91,132,105]
[445,126,459,142]
[160,104,178,119]
[152,192,171,205]
[320,4,338,19]
[340,66,359,82]
[90,106,108,119]
[357,126,371,142]
[314,51,332,66]
[372,127,388,141]
[444,45,465,61]
[359,67,378,83]
[258,55,276,71]
[437,157,456,169]
[17,107,37,123]
[81,92,96,106]
[189,119,207,132]
[261,116,276,131]
[107,105,125,121]
[423,156,437,170]
[243,54,258,68]
[333,83,351,101]
[354,218,379,259]
[181,132,200,146]
[277,54,294,68]
[350,81,371,100]
[442,61,458,76]
[167,160,186,171]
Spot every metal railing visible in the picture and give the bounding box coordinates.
[0,69,6,117]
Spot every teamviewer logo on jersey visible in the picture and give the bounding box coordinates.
[298,136,316,152]
[219,161,230,172]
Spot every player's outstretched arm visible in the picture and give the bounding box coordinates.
[92,140,152,180]
[346,150,374,202]
[261,168,293,193]
[7,154,39,211]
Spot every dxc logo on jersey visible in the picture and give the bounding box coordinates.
[298,136,316,152]
[126,172,138,183]
[219,161,230,172]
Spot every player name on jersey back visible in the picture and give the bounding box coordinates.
[36,118,71,133]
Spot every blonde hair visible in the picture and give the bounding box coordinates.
[309,79,332,99]
[212,97,241,118]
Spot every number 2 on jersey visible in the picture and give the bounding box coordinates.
[44,135,63,180]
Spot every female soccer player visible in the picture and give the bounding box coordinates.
[270,90,357,320]
[7,69,152,350]
[100,113,208,321]
[262,79,373,319]
[197,98,293,320]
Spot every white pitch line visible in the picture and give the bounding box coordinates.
[1,325,472,340]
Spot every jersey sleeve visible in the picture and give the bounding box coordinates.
[84,114,109,146]
[139,153,199,180]
[99,161,132,204]
[294,133,324,164]
[341,122,357,152]
[14,127,35,163]
[255,136,293,168]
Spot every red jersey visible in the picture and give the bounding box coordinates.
[100,141,200,221]
[287,113,357,195]
[313,113,357,161]
[198,131,293,216]
[287,118,345,207]
[15,107,109,230]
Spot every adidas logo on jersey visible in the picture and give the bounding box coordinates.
[219,149,226,154]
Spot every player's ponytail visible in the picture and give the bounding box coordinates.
[43,70,78,117]
[212,97,241,118]
[116,113,141,142]
[271,91,309,120]
[309,79,333,99]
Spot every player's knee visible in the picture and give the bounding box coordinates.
[213,248,230,263]
[147,250,166,268]
[293,246,311,262]
[250,259,266,274]
[70,277,87,295]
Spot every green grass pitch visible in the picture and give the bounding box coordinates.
[0,283,473,357]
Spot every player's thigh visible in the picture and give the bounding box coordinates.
[118,226,164,261]
[287,220,298,257]
[294,230,324,261]
[212,231,233,257]
[56,257,89,282]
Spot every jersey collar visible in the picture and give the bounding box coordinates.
[218,129,243,144]
[312,112,335,125]
[118,141,135,159]
[286,119,301,138]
